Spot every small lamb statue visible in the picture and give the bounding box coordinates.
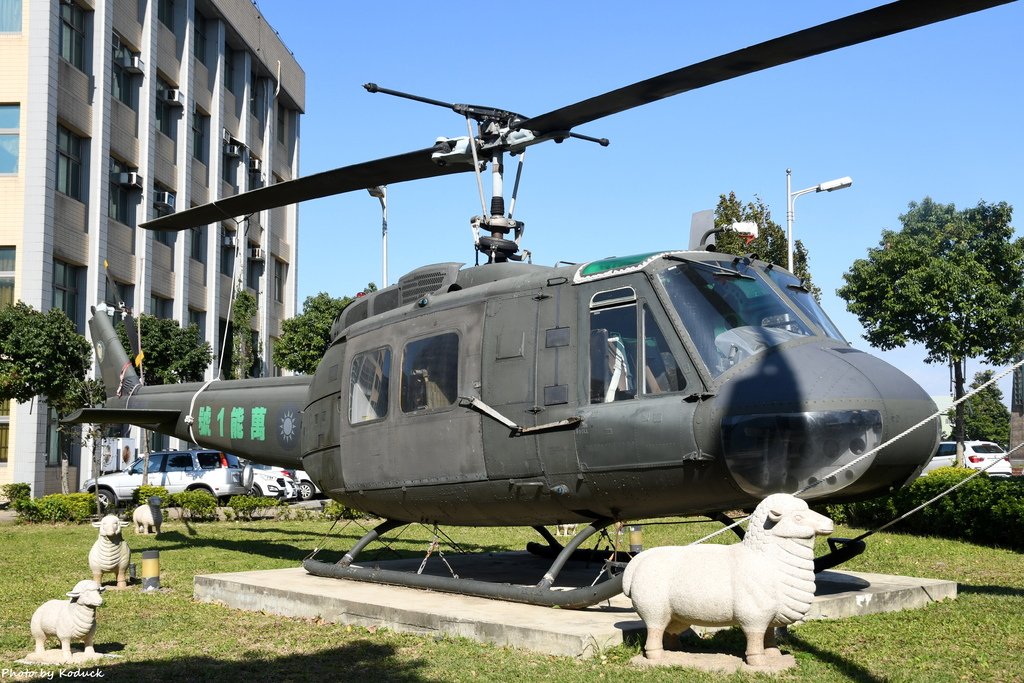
[133,496,163,534]
[89,514,131,588]
[623,493,833,667]
[29,579,105,662]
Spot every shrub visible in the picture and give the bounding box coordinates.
[170,490,218,521]
[227,495,281,521]
[13,493,96,524]
[1,482,31,506]
[322,500,366,520]
[830,467,1024,550]
[132,485,170,507]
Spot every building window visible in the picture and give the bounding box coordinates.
[59,2,85,70]
[155,230,175,247]
[57,125,83,201]
[0,104,19,174]
[188,307,205,341]
[350,347,391,423]
[273,258,286,303]
[194,12,207,65]
[224,45,237,95]
[190,226,206,263]
[108,157,132,224]
[401,333,459,413]
[0,246,14,308]
[191,109,208,163]
[246,244,261,291]
[0,399,9,464]
[156,77,177,140]
[150,294,172,318]
[0,0,21,33]
[276,103,286,144]
[250,72,267,127]
[220,228,236,277]
[53,259,83,332]
[157,0,174,31]
[111,38,138,110]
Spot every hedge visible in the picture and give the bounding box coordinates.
[227,495,281,520]
[824,467,1024,551]
[132,485,171,507]
[14,493,98,524]
[169,490,218,521]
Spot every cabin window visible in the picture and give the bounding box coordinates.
[401,332,459,413]
[166,453,194,470]
[128,453,167,474]
[349,346,391,423]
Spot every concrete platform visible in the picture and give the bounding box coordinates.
[194,552,957,658]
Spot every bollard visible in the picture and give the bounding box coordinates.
[629,524,643,553]
[141,550,160,591]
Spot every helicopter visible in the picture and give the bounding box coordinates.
[69,0,1012,607]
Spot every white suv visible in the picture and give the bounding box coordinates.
[921,441,1012,477]
[247,462,299,500]
[81,450,248,509]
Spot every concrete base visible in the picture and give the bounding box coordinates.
[194,552,956,659]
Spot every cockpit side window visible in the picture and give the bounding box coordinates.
[642,306,686,394]
[764,268,847,341]
[401,332,459,413]
[349,346,391,423]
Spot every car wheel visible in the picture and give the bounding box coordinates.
[95,488,116,511]
[297,481,314,501]
[249,484,263,498]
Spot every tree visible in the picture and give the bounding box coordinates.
[712,192,819,298]
[838,198,1024,450]
[230,288,260,379]
[0,302,96,492]
[952,370,1010,444]
[116,315,213,386]
[273,284,377,375]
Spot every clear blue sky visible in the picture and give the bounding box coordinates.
[254,1,1023,401]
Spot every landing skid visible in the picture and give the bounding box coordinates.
[303,518,624,608]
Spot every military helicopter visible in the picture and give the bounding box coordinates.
[71,0,1011,607]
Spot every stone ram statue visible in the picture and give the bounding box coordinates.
[622,493,833,667]
[29,579,105,661]
[89,515,131,588]
[132,496,163,534]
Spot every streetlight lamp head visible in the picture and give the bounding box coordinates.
[367,186,386,199]
[818,176,853,192]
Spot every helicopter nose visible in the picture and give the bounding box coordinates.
[708,343,939,501]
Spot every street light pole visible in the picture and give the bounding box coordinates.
[786,169,852,272]
[367,186,388,287]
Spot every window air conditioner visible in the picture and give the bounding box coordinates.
[118,171,144,189]
[153,191,176,211]
[125,53,144,75]
[249,248,266,262]
[162,89,183,106]
[248,157,262,173]
[224,142,243,158]
[223,235,238,247]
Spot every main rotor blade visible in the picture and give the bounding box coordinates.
[520,0,1013,136]
[142,144,470,231]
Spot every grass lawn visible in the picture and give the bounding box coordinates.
[0,514,1020,682]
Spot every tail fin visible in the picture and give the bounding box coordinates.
[89,305,141,400]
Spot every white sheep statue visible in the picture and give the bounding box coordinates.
[132,496,163,534]
[89,515,131,588]
[29,579,105,661]
[622,493,833,667]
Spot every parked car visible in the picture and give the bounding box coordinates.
[81,450,247,509]
[921,440,1013,477]
[293,470,322,501]
[246,462,299,500]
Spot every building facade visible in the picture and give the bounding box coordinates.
[0,0,304,495]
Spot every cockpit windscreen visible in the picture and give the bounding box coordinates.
[658,260,812,377]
